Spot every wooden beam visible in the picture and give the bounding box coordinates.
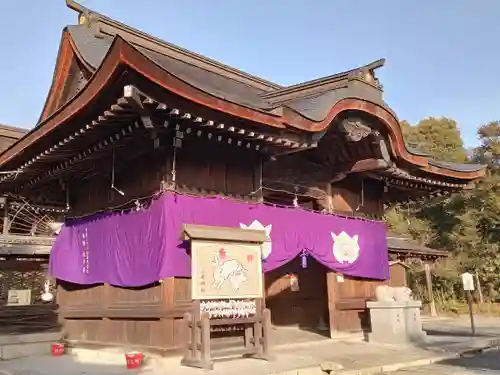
[347,158,389,174]
[123,85,155,129]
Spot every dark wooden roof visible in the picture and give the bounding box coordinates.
[0,0,486,186]
[0,124,28,137]
[60,1,485,179]
[0,124,28,154]
[387,235,449,258]
[67,24,392,123]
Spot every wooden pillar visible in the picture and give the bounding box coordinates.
[424,261,437,317]
[326,271,338,337]
[2,196,9,235]
[325,182,338,337]
[254,156,264,202]
[102,283,112,342]
[162,277,177,349]
[326,183,333,212]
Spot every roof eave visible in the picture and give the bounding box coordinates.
[0,33,485,184]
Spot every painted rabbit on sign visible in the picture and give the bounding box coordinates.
[211,254,248,291]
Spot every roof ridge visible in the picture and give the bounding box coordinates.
[65,0,282,92]
[262,59,385,100]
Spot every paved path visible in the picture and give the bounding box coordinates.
[0,315,498,375]
[421,316,500,352]
[384,349,500,375]
[0,341,444,375]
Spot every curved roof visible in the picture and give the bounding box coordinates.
[0,1,486,182]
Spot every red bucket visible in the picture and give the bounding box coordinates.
[125,352,144,370]
[51,343,65,357]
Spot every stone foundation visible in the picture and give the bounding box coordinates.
[366,300,426,345]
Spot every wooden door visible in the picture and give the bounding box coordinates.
[265,256,328,329]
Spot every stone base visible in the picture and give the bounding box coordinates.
[366,300,427,345]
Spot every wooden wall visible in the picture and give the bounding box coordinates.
[58,261,407,350]
[59,131,396,350]
[175,138,259,195]
[57,277,191,351]
[329,176,384,216]
[70,135,259,217]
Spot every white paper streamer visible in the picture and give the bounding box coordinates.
[200,299,256,319]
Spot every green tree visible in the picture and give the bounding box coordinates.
[387,116,483,302]
[388,116,468,241]
[407,117,468,162]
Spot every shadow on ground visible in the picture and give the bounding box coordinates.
[436,349,500,373]
[425,328,498,338]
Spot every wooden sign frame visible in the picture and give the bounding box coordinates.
[179,224,273,370]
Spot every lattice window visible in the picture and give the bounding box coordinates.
[0,267,52,305]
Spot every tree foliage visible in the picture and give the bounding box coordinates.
[402,117,469,162]
[386,117,500,302]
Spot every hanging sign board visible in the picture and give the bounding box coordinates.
[461,272,475,291]
[7,289,31,306]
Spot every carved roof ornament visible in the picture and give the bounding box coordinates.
[350,66,382,88]
[340,119,372,142]
[78,13,88,25]
[68,0,103,37]
[363,69,375,84]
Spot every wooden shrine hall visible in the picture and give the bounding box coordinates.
[0,0,486,352]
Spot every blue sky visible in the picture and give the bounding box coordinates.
[1,0,498,147]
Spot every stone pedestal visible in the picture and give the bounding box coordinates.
[366,300,426,345]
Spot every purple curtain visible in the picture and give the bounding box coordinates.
[50,192,389,286]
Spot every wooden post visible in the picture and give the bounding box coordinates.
[326,183,333,212]
[253,299,263,357]
[191,309,200,361]
[475,272,484,304]
[460,272,476,336]
[2,197,9,235]
[325,183,338,338]
[200,312,213,369]
[326,271,338,337]
[102,284,112,342]
[254,156,264,202]
[261,308,272,360]
[244,325,254,353]
[424,262,437,317]
[182,312,192,361]
[466,290,476,336]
